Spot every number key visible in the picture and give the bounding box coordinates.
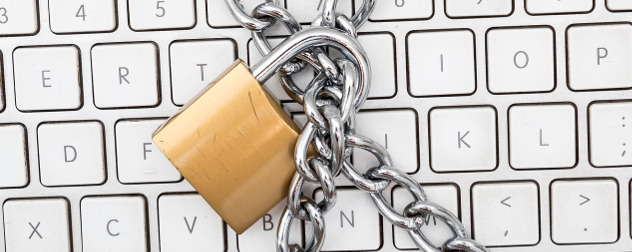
[445,0,513,18]
[368,0,433,21]
[128,0,196,30]
[0,0,38,36]
[49,0,117,33]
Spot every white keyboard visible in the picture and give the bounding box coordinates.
[0,0,631,251]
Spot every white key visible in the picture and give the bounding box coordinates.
[248,38,314,102]
[358,34,396,98]
[81,196,148,252]
[607,0,632,11]
[48,0,117,33]
[38,121,106,186]
[92,43,159,108]
[0,0,38,35]
[551,179,618,244]
[589,102,632,167]
[170,40,236,105]
[472,182,539,246]
[4,198,71,252]
[207,0,274,27]
[487,27,555,93]
[14,46,81,111]
[239,200,302,252]
[0,124,28,188]
[526,0,593,14]
[429,107,497,172]
[353,110,418,173]
[159,194,224,252]
[286,0,352,23]
[567,24,632,91]
[408,30,476,96]
[116,119,181,183]
[393,184,459,249]
[306,189,381,251]
[445,0,512,17]
[128,0,195,30]
[509,104,576,169]
[368,0,433,21]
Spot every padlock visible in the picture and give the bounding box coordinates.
[152,27,369,234]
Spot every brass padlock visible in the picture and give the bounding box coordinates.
[152,27,369,234]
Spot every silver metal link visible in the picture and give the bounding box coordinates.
[225,0,275,31]
[224,1,488,251]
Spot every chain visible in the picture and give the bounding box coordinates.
[225,1,489,251]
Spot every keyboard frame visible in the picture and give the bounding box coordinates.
[0,0,631,251]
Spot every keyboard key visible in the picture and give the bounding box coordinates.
[607,0,632,11]
[238,200,302,252]
[248,38,314,102]
[14,46,82,111]
[128,0,196,30]
[408,30,476,96]
[368,0,433,21]
[48,0,117,33]
[393,184,459,250]
[358,33,396,98]
[170,40,236,105]
[445,0,513,18]
[38,121,106,186]
[159,194,224,252]
[509,104,577,169]
[207,0,270,27]
[0,124,28,188]
[353,110,418,173]
[487,27,555,94]
[429,107,497,172]
[0,0,38,36]
[472,182,539,246]
[567,24,632,91]
[526,0,594,14]
[551,179,618,244]
[331,33,396,98]
[4,198,71,252]
[116,119,181,183]
[81,196,148,252]
[92,43,159,108]
[589,101,632,167]
[309,189,381,251]
[286,0,352,23]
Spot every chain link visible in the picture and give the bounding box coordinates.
[224,1,489,251]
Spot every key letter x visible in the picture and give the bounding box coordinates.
[29,222,42,239]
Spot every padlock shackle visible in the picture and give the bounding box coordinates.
[250,27,370,104]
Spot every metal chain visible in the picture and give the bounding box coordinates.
[225,1,489,251]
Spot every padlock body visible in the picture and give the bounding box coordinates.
[153,60,299,234]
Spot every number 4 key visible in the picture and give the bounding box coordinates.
[49,0,117,34]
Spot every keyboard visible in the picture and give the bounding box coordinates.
[0,0,631,251]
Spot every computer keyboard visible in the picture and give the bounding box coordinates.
[0,0,631,251]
